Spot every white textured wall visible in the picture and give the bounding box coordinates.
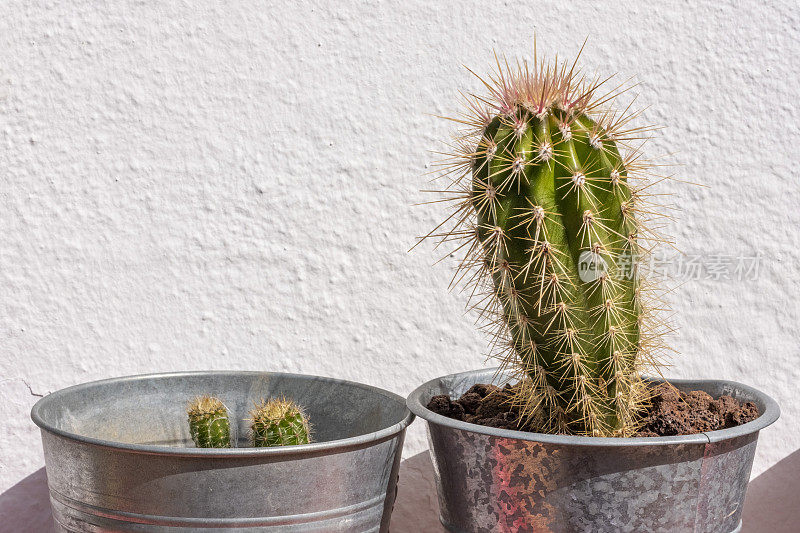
[1,1,798,531]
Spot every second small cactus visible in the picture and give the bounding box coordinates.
[250,398,311,447]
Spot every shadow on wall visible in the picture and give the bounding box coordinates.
[0,468,53,533]
[1,450,797,532]
[742,448,800,532]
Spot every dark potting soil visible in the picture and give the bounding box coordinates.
[426,382,760,437]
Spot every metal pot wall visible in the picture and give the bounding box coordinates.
[407,368,779,533]
[32,371,413,532]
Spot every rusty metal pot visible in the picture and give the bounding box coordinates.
[407,368,779,533]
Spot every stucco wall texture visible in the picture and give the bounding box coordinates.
[1,1,798,531]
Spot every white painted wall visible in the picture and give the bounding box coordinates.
[1,1,798,531]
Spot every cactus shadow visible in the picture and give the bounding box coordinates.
[391,451,447,533]
[0,467,53,532]
[742,449,800,532]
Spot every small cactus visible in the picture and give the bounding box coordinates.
[187,395,231,448]
[424,46,671,437]
[249,398,311,447]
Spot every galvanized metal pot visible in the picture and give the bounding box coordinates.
[31,371,413,532]
[407,368,779,533]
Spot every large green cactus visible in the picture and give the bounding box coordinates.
[187,396,232,448]
[429,50,667,437]
[250,398,311,447]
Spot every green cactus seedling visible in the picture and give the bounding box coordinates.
[250,397,311,447]
[187,395,232,448]
[424,46,671,437]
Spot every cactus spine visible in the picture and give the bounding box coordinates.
[250,398,311,447]
[428,48,669,437]
[187,396,232,448]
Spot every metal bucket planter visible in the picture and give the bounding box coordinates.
[31,371,413,532]
[407,368,779,533]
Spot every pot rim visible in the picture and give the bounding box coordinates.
[31,370,414,457]
[407,367,780,447]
